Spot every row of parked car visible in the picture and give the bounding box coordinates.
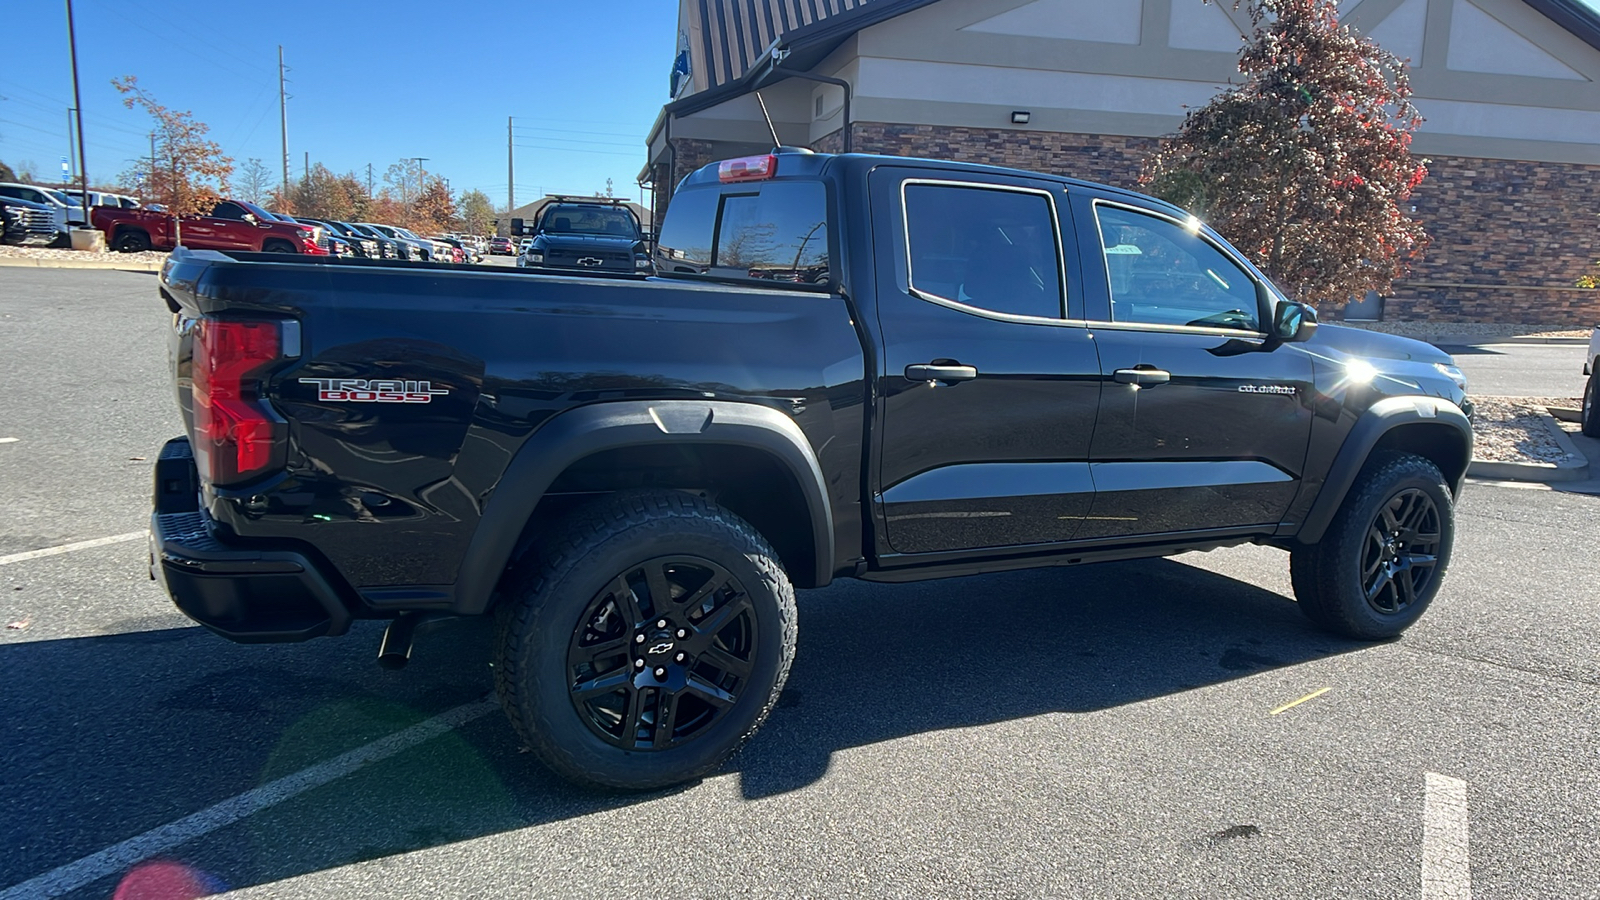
[0,182,149,246]
[0,183,486,265]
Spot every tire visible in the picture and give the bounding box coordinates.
[493,490,797,790]
[1289,452,1454,640]
[113,228,150,253]
[1582,371,1600,438]
[262,239,296,254]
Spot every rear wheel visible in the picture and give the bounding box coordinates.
[493,490,796,790]
[1582,371,1600,438]
[113,228,150,253]
[1290,453,1454,640]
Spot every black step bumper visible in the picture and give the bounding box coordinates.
[150,437,352,642]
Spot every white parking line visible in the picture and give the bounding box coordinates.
[0,438,18,444]
[0,696,499,899]
[0,532,146,567]
[1422,772,1472,900]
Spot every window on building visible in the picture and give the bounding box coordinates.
[904,183,1064,320]
[655,182,830,287]
[1095,205,1261,332]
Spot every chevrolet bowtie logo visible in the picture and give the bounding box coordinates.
[576,257,602,267]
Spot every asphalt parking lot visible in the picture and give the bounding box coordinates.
[2,268,1598,899]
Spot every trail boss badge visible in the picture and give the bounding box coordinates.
[300,378,449,403]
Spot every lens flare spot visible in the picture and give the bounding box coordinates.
[1344,360,1378,385]
[113,859,227,900]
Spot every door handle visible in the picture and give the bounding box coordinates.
[905,363,979,383]
[1112,366,1171,386]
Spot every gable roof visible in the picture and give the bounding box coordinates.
[1522,0,1600,51]
[673,0,936,116]
[677,0,1600,116]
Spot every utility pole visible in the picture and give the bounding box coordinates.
[149,131,156,203]
[303,150,309,184]
[366,163,373,197]
[507,116,514,213]
[401,157,428,208]
[278,46,290,199]
[65,0,88,210]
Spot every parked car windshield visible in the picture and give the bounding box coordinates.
[236,200,285,222]
[541,206,639,238]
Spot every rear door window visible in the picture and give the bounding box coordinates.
[656,182,830,287]
[903,183,1065,320]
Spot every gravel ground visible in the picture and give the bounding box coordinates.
[1342,321,1592,339]
[0,245,168,265]
[1470,396,1582,464]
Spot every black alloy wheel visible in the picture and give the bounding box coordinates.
[567,557,756,751]
[1289,452,1454,640]
[114,228,150,253]
[494,490,796,790]
[1358,488,1441,615]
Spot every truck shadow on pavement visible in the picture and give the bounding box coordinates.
[0,557,1363,897]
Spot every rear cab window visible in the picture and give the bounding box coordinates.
[656,163,832,289]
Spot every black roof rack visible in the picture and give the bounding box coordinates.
[544,195,634,207]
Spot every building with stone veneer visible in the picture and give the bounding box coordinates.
[641,0,1600,324]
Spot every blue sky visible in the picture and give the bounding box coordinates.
[4,0,1598,209]
[2,1,678,209]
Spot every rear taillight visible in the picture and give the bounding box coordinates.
[192,319,285,486]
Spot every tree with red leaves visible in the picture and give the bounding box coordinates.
[112,76,233,228]
[1142,0,1430,308]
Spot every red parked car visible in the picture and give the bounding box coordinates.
[92,199,329,255]
[488,236,515,255]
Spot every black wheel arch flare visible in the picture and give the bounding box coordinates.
[1290,396,1473,545]
[450,400,835,616]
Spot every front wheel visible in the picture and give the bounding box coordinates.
[1290,453,1454,640]
[493,490,797,790]
[1582,371,1600,438]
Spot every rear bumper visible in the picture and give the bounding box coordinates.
[150,437,352,643]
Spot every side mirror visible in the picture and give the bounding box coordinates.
[1272,300,1319,343]
[510,217,525,236]
[242,212,260,226]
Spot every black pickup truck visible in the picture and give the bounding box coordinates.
[152,150,1472,789]
[512,197,652,275]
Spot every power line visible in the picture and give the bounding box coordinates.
[514,124,650,140]
[513,143,643,158]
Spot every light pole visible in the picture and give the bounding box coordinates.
[65,0,88,215]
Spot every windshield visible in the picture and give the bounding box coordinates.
[45,189,74,205]
[237,200,285,222]
[541,206,639,238]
